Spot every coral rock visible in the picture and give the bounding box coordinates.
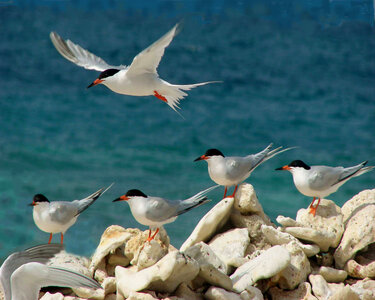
[40,293,64,300]
[350,278,375,299]
[269,282,317,300]
[345,259,375,279]
[328,286,359,300]
[341,189,375,223]
[199,264,233,290]
[174,283,204,300]
[309,274,331,300]
[136,239,168,270]
[205,287,242,300]
[318,266,347,283]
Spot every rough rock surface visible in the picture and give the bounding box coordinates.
[318,266,347,283]
[341,189,375,223]
[269,282,317,300]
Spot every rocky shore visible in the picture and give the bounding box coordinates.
[15,183,375,299]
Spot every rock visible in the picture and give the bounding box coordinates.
[90,225,140,273]
[40,293,64,300]
[104,294,117,300]
[341,189,375,223]
[48,250,91,277]
[126,291,158,300]
[103,277,117,294]
[205,287,242,300]
[262,225,320,257]
[183,242,227,274]
[136,239,168,270]
[328,286,359,300]
[180,197,234,252]
[231,211,272,255]
[273,241,311,290]
[199,264,233,290]
[309,274,332,300]
[107,253,130,267]
[230,245,291,293]
[208,228,250,268]
[73,287,105,300]
[334,204,375,268]
[269,282,317,300]
[345,259,375,279]
[115,251,199,298]
[318,266,347,283]
[174,283,204,300]
[316,252,334,267]
[284,199,344,252]
[350,278,375,299]
[276,216,300,227]
[241,287,263,300]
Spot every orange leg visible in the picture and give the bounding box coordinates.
[227,185,238,198]
[147,228,160,242]
[60,233,64,244]
[154,90,168,103]
[223,186,228,199]
[309,197,321,217]
[48,233,53,244]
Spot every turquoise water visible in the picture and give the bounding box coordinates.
[0,1,374,259]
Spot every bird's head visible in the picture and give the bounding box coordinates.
[29,194,50,206]
[276,160,311,172]
[194,149,225,163]
[113,189,147,202]
[87,68,120,88]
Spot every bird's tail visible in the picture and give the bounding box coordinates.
[45,266,101,289]
[161,81,221,113]
[336,161,375,185]
[74,183,114,216]
[250,143,296,170]
[353,162,375,177]
[177,185,219,216]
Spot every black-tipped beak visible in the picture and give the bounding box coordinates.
[194,155,207,162]
[28,201,36,207]
[87,78,103,89]
[275,165,291,171]
[113,195,128,202]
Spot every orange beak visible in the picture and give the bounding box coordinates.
[194,155,208,162]
[275,165,291,171]
[28,201,37,206]
[87,78,103,88]
[113,195,129,202]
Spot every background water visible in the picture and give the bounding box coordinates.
[0,0,374,260]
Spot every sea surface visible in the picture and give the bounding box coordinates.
[0,0,374,260]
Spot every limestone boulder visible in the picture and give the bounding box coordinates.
[174,283,204,300]
[318,266,347,283]
[269,282,317,300]
[341,189,375,223]
[40,293,64,300]
[345,259,375,279]
[180,197,234,252]
[204,287,242,300]
[350,278,375,299]
[136,239,168,270]
[199,264,233,290]
[309,274,332,300]
[230,245,291,293]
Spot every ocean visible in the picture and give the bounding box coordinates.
[0,0,374,260]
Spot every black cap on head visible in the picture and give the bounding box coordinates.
[33,194,50,203]
[125,189,147,198]
[98,68,120,79]
[289,160,311,170]
[204,149,224,157]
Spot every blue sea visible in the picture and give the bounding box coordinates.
[0,0,374,260]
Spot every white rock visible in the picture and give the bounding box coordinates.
[103,277,117,294]
[40,293,64,300]
[48,251,91,277]
[205,287,242,300]
[262,224,320,257]
[137,239,168,270]
[276,215,300,227]
[180,197,234,252]
[273,241,311,290]
[108,253,130,267]
[233,183,264,216]
[127,291,158,300]
[208,228,250,269]
[73,287,105,300]
[309,274,332,300]
[284,227,334,252]
[269,282,317,300]
[350,278,375,299]
[174,283,204,300]
[183,241,227,274]
[328,286,359,300]
[334,204,375,268]
[241,287,263,300]
[345,259,375,279]
[115,251,199,298]
[90,226,140,273]
[341,189,375,223]
[318,266,347,283]
[199,264,233,290]
[104,295,118,300]
[230,245,290,293]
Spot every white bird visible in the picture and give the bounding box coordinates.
[50,24,218,113]
[0,244,101,300]
[30,184,113,244]
[276,160,374,216]
[113,185,217,242]
[194,143,293,198]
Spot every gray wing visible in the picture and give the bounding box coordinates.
[308,166,345,190]
[49,202,79,224]
[50,32,124,72]
[0,244,63,300]
[144,197,179,222]
[224,157,254,181]
[126,23,179,76]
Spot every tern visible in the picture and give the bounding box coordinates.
[0,244,101,300]
[50,24,218,113]
[113,185,217,241]
[194,143,293,198]
[276,160,374,216]
[30,184,113,244]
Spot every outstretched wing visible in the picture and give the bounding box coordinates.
[126,23,179,76]
[50,32,124,72]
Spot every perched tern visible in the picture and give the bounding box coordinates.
[276,160,374,216]
[30,184,113,244]
[194,143,293,198]
[50,24,218,113]
[0,244,101,300]
[113,185,217,241]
